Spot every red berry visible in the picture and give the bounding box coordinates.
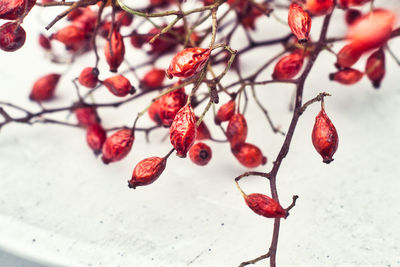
[71,7,96,33]
[38,33,51,50]
[365,48,385,89]
[288,3,312,43]
[130,33,145,49]
[141,69,165,90]
[104,31,125,72]
[305,0,334,16]
[196,118,211,141]
[312,107,338,163]
[0,0,36,20]
[244,193,286,218]
[189,142,212,166]
[101,129,134,164]
[336,43,363,68]
[0,22,26,52]
[66,8,83,21]
[338,0,370,9]
[215,100,236,125]
[147,27,176,54]
[169,104,197,158]
[226,113,248,148]
[116,11,133,27]
[78,67,99,89]
[231,143,267,168]
[272,52,304,80]
[166,47,211,79]
[103,75,134,97]
[147,99,162,125]
[52,25,86,47]
[86,123,106,155]
[29,73,61,101]
[128,156,167,189]
[75,107,99,127]
[329,68,363,85]
[159,85,187,127]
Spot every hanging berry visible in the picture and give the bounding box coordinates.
[38,33,51,50]
[0,22,26,52]
[215,100,236,125]
[166,47,211,79]
[104,31,125,72]
[101,129,134,164]
[75,106,99,127]
[329,68,363,85]
[305,0,334,16]
[29,73,61,101]
[288,3,312,43]
[128,156,167,189]
[365,48,385,88]
[231,143,267,168]
[78,67,99,89]
[141,69,166,90]
[226,113,248,148]
[336,43,363,68]
[169,104,197,158]
[86,123,106,155]
[103,75,135,97]
[159,85,187,127]
[189,142,212,166]
[51,25,86,47]
[272,52,304,80]
[147,99,162,125]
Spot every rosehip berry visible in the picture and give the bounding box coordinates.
[52,25,86,47]
[344,9,362,25]
[29,73,61,101]
[147,27,176,54]
[72,7,96,33]
[312,106,338,163]
[329,68,363,85]
[38,33,51,50]
[189,142,212,166]
[169,104,197,158]
[66,8,83,21]
[365,48,385,89]
[128,156,167,189]
[215,100,236,125]
[86,123,106,155]
[159,86,187,127]
[240,5,263,30]
[272,52,304,80]
[141,69,165,90]
[196,118,211,141]
[305,0,334,16]
[338,0,370,9]
[0,22,26,52]
[336,43,363,68]
[148,99,162,125]
[75,106,99,127]
[166,47,211,79]
[104,31,125,72]
[101,129,134,164]
[288,3,312,43]
[103,75,135,97]
[0,0,36,20]
[231,143,267,168]
[130,33,145,49]
[116,11,133,27]
[226,113,248,148]
[78,67,99,89]
[244,193,286,218]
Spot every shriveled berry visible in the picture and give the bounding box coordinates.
[0,22,26,52]
[329,68,363,85]
[75,106,99,127]
[0,0,36,20]
[166,47,211,79]
[215,100,235,125]
[103,75,134,97]
[29,73,61,101]
[288,3,312,43]
[231,143,267,168]
[104,31,125,72]
[159,85,187,126]
[244,193,286,218]
[38,33,51,50]
[141,69,165,90]
[86,123,106,155]
[128,156,167,189]
[78,67,99,89]
[226,113,248,148]
[272,52,304,80]
[169,104,197,158]
[312,107,338,163]
[336,43,363,68]
[305,0,334,16]
[148,99,162,125]
[189,142,212,166]
[365,48,385,88]
[101,129,134,164]
[52,25,86,47]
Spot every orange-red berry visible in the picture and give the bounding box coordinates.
[288,3,312,43]
[29,73,61,101]
[101,129,134,164]
[231,143,267,168]
[189,142,212,166]
[166,47,211,79]
[128,156,167,189]
[103,75,134,97]
[312,107,338,163]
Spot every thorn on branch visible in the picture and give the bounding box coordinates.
[238,252,270,267]
[285,195,299,218]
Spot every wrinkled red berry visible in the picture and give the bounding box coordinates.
[169,104,197,158]
[272,52,304,80]
[0,0,36,20]
[103,75,134,97]
[75,106,99,127]
[148,99,162,125]
[329,68,363,85]
[52,25,86,47]
[312,107,338,163]
[159,85,187,127]
[166,47,211,79]
[78,67,99,89]
[116,11,133,27]
[29,73,61,101]
[147,26,177,54]
[226,113,248,148]
[244,193,286,218]
[141,69,165,90]
[104,31,125,72]
[189,142,212,166]
[365,48,385,88]
[288,3,312,43]
[128,156,167,189]
[101,129,134,164]
[0,22,26,52]
[215,100,236,125]
[86,123,106,155]
[232,143,267,168]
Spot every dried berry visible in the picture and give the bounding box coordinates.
[75,107,99,127]
[101,129,134,164]
[272,52,304,80]
[215,100,236,125]
[244,193,286,218]
[52,25,86,47]
[38,33,51,50]
[0,0,36,20]
[148,99,162,125]
[86,123,106,155]
[78,67,99,89]
[336,43,363,68]
[159,85,187,127]
[226,113,248,148]
[329,68,363,85]
[128,156,167,189]
[104,31,125,72]
[232,143,267,168]
[169,104,197,158]
[103,75,134,97]
[305,0,334,16]
[141,69,165,90]
[365,48,385,88]
[166,47,211,79]
[0,22,26,52]
[312,106,338,163]
[189,142,212,166]
[288,3,312,43]
[29,73,61,101]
